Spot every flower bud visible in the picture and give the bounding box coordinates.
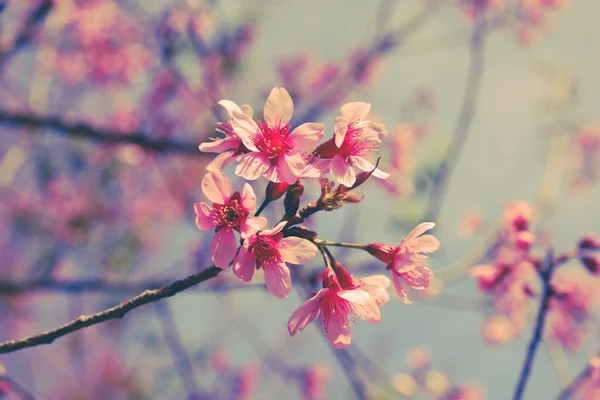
[581,255,600,273]
[283,226,317,241]
[579,234,600,251]
[284,182,304,217]
[332,261,355,288]
[265,181,290,202]
[515,231,535,250]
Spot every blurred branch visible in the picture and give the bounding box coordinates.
[423,16,488,222]
[555,364,592,400]
[154,301,205,399]
[0,109,212,157]
[0,0,52,68]
[0,277,264,295]
[512,251,557,400]
[0,266,222,354]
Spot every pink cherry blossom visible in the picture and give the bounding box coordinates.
[232,222,318,298]
[198,100,253,171]
[194,171,267,268]
[287,268,383,349]
[366,222,439,303]
[230,87,325,184]
[313,102,389,186]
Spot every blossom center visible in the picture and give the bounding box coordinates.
[320,291,353,330]
[250,233,283,265]
[338,122,380,157]
[254,121,291,162]
[213,197,246,230]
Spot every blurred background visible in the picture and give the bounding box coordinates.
[1,0,600,399]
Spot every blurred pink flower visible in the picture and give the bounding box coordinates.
[303,362,332,400]
[366,222,439,303]
[194,171,267,268]
[232,222,318,298]
[230,87,325,183]
[287,268,382,349]
[313,102,388,186]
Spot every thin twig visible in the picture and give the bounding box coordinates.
[0,266,222,354]
[0,109,211,157]
[423,15,488,222]
[512,251,557,400]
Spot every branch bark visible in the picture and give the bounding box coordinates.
[0,266,222,354]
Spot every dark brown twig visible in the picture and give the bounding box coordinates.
[0,266,222,354]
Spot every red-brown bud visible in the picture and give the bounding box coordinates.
[332,261,355,289]
[265,181,291,202]
[283,226,317,241]
[581,255,600,273]
[579,234,600,251]
[284,182,304,217]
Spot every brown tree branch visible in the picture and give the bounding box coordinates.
[0,266,222,354]
[0,109,212,157]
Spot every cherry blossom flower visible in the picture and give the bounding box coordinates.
[194,172,267,268]
[287,268,382,349]
[232,221,318,298]
[230,87,325,183]
[313,102,388,186]
[199,100,253,171]
[366,222,439,303]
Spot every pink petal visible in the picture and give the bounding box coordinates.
[232,243,255,282]
[414,234,440,253]
[193,202,214,231]
[235,153,270,181]
[351,296,381,323]
[362,285,390,306]
[333,117,348,148]
[279,153,305,183]
[279,237,318,264]
[340,102,371,122]
[405,222,435,242]
[210,229,237,269]
[240,216,267,239]
[261,221,287,236]
[288,123,325,151]
[325,316,352,349]
[231,111,260,152]
[199,136,239,153]
[399,264,433,290]
[392,272,411,304]
[264,87,294,127]
[218,99,242,118]
[206,150,237,172]
[330,154,356,186]
[337,289,371,305]
[201,171,232,204]
[287,289,326,336]
[349,156,390,179]
[263,260,292,299]
[241,182,257,213]
[360,275,391,288]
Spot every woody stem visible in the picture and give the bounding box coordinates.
[314,239,367,250]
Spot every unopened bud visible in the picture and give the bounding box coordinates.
[283,226,317,241]
[265,181,290,202]
[579,234,600,251]
[515,231,535,250]
[284,182,304,217]
[581,255,600,273]
[332,261,355,288]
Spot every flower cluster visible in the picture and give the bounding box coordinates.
[195,87,440,348]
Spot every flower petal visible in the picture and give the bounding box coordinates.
[349,156,389,179]
[232,243,255,282]
[263,260,292,299]
[240,216,267,239]
[405,222,435,242]
[202,171,232,204]
[210,229,237,268]
[279,237,318,264]
[194,202,214,231]
[392,271,411,304]
[399,264,433,290]
[330,154,356,186]
[325,316,352,349]
[337,289,371,305]
[287,290,326,336]
[218,99,242,118]
[288,123,325,151]
[235,153,271,181]
[241,183,257,213]
[340,102,371,122]
[231,111,260,152]
[206,150,237,172]
[360,275,392,288]
[351,296,381,323]
[199,136,239,153]
[280,153,305,183]
[414,234,440,253]
[261,221,287,236]
[333,117,348,148]
[264,87,294,127]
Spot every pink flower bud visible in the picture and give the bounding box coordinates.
[579,234,600,250]
[515,231,535,250]
[365,243,395,264]
[265,181,290,202]
[581,256,600,273]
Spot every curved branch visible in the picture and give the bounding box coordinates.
[0,266,222,354]
[0,109,211,157]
